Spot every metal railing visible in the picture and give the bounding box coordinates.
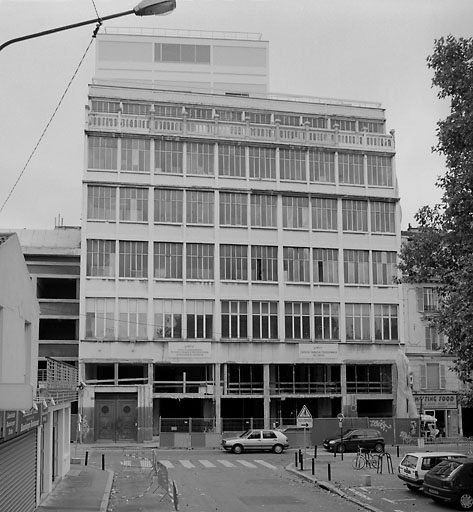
[37,358,78,404]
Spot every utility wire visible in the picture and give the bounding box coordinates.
[0,31,99,217]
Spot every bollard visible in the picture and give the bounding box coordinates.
[311,458,315,476]
[295,451,298,468]
[327,463,331,481]
[300,454,304,471]
[85,451,89,466]
[314,445,317,459]
[102,453,105,471]
[341,451,344,462]
[333,449,336,458]
[396,445,400,458]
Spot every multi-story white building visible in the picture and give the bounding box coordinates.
[79,30,411,443]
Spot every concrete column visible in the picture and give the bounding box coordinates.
[214,363,221,433]
[263,364,270,429]
[137,385,153,442]
[42,411,53,495]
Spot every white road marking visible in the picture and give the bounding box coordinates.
[348,488,372,501]
[254,459,278,470]
[180,460,195,468]
[217,460,236,467]
[236,459,257,468]
[160,460,174,469]
[199,460,216,468]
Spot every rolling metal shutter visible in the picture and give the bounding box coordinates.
[0,430,37,512]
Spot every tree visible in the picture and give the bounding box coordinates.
[398,35,473,403]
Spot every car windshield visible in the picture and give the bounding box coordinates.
[239,430,251,438]
[429,460,463,477]
[401,455,418,469]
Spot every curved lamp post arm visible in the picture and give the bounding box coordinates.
[0,0,176,52]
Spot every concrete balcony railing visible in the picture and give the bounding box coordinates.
[86,111,395,153]
[37,357,78,404]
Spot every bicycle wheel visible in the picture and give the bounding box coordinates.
[352,454,366,470]
[367,452,380,469]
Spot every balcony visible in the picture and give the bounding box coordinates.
[270,381,341,395]
[37,358,78,404]
[86,111,395,153]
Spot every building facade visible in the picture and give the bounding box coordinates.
[79,31,411,443]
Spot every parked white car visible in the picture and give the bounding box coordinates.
[221,429,289,454]
[398,451,467,490]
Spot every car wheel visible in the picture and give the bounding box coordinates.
[458,493,473,510]
[336,443,346,453]
[272,444,283,454]
[232,444,243,454]
[432,497,443,504]
[374,443,384,453]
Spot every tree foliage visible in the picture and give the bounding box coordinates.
[398,35,473,402]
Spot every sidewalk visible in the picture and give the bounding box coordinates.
[35,464,113,512]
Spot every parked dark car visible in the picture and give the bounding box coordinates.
[323,428,385,453]
[423,457,473,510]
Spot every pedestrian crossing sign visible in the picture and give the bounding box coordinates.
[297,405,312,419]
[297,405,313,428]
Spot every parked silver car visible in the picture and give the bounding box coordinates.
[221,429,289,454]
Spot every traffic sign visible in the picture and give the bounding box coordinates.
[297,405,313,428]
[298,405,312,419]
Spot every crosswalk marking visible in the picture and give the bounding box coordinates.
[199,460,216,468]
[180,460,195,469]
[254,459,277,470]
[236,460,257,468]
[160,460,174,469]
[217,460,235,467]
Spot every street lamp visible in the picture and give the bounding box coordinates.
[0,0,176,52]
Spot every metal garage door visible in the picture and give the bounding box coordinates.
[0,430,37,512]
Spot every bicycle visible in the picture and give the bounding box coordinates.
[352,447,381,470]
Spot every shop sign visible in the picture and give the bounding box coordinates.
[415,394,457,409]
[298,343,339,361]
[168,342,212,362]
[18,408,40,433]
[3,411,18,440]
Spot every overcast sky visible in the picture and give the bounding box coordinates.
[0,0,472,230]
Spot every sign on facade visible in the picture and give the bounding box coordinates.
[414,394,457,409]
[298,344,339,362]
[168,342,212,362]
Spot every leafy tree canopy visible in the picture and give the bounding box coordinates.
[398,35,473,402]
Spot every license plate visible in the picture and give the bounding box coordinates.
[429,488,439,495]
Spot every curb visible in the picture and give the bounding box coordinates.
[285,463,385,512]
[100,469,114,512]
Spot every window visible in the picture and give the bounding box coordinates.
[85,298,115,339]
[154,242,182,279]
[119,187,148,222]
[249,147,276,180]
[372,251,397,285]
[342,199,368,232]
[119,241,148,278]
[333,118,356,132]
[303,116,327,129]
[371,201,396,233]
[359,120,384,134]
[221,301,248,338]
[344,249,369,284]
[118,298,147,340]
[283,247,310,282]
[338,153,364,185]
[282,196,309,229]
[154,189,183,223]
[313,248,338,284]
[420,287,439,312]
[263,430,277,439]
[345,303,371,341]
[91,100,119,113]
[154,104,181,118]
[87,185,116,221]
[309,151,335,183]
[154,299,182,339]
[347,364,392,393]
[251,246,278,282]
[220,245,248,281]
[425,326,445,351]
[219,192,247,226]
[186,300,213,339]
[186,243,214,280]
[314,303,339,340]
[374,304,398,341]
[122,102,150,115]
[367,155,393,187]
[312,198,337,231]
[187,142,214,175]
[218,144,245,177]
[121,138,150,172]
[87,239,115,277]
[187,190,214,225]
[156,43,211,63]
[155,140,183,174]
[252,301,278,339]
[279,148,306,181]
[247,111,272,124]
[421,363,446,389]
[250,194,277,227]
[88,136,117,170]
[285,302,310,339]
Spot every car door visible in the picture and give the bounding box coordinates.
[245,430,262,450]
[262,430,277,450]
[346,430,362,451]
